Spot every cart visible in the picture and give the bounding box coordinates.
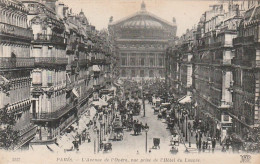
[152,138,160,149]
[154,107,160,114]
[103,143,112,152]
[113,127,124,141]
[170,146,178,154]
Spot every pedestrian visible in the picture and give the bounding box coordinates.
[198,139,202,150]
[202,141,205,152]
[195,133,198,141]
[212,138,216,151]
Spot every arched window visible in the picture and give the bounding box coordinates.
[149,70,154,77]
[140,70,144,77]
[131,70,135,77]
[159,70,163,77]
[6,13,10,24]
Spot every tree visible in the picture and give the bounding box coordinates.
[0,105,19,150]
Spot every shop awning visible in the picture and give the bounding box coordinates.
[93,65,100,72]
[30,145,52,152]
[72,88,79,97]
[47,143,62,153]
[179,95,191,104]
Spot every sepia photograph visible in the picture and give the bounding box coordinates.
[0,0,260,163]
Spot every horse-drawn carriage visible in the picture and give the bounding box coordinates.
[161,108,167,119]
[160,103,171,111]
[126,119,133,131]
[154,107,160,114]
[113,127,124,141]
[103,143,112,152]
[152,138,160,149]
[167,119,175,130]
[170,134,180,146]
[170,146,178,154]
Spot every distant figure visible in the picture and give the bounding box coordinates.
[137,150,139,155]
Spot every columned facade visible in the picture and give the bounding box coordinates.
[109,2,176,81]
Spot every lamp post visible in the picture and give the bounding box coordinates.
[93,127,97,154]
[144,124,149,153]
[186,114,188,142]
[99,119,103,150]
[97,129,100,153]
[141,77,145,117]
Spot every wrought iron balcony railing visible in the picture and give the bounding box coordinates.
[31,103,75,121]
[0,57,35,69]
[34,57,68,66]
[0,22,33,40]
[33,34,66,45]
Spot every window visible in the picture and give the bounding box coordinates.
[150,58,154,66]
[140,70,144,77]
[149,70,154,77]
[140,58,145,66]
[47,71,52,85]
[130,58,135,66]
[32,71,42,85]
[159,70,164,77]
[159,58,164,66]
[121,58,126,66]
[131,70,135,77]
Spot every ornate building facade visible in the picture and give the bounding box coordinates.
[231,4,260,140]
[22,0,68,142]
[0,0,37,149]
[109,2,176,80]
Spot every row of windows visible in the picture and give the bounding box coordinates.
[121,69,164,77]
[121,57,164,66]
[0,9,27,28]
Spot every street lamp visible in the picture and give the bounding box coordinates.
[93,126,97,154]
[97,129,100,153]
[99,119,103,150]
[185,114,188,142]
[141,77,145,117]
[144,124,149,153]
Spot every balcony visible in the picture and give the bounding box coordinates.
[213,59,232,66]
[31,103,75,121]
[0,57,35,69]
[0,22,33,40]
[79,59,90,67]
[33,34,66,45]
[14,125,37,150]
[233,36,254,46]
[34,57,68,66]
[232,59,253,67]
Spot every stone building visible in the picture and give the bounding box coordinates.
[231,4,260,140]
[21,0,68,142]
[0,0,37,149]
[109,2,177,80]
[193,3,242,141]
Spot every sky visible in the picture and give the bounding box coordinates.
[62,0,220,37]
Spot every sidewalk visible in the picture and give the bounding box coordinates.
[176,121,223,153]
